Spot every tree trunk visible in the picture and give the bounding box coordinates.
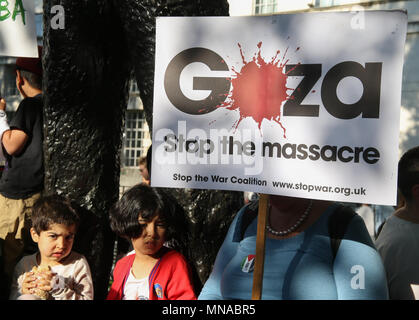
[43,0,241,299]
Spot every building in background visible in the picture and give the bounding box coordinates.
[228,0,419,157]
[119,80,151,195]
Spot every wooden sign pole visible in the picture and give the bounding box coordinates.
[251,193,269,300]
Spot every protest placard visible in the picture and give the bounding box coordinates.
[152,11,407,206]
[0,0,38,57]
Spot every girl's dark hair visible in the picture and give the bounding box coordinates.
[109,184,177,240]
[31,194,80,234]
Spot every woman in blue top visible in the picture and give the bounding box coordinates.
[198,196,388,300]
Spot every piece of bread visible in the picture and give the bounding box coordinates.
[30,265,51,300]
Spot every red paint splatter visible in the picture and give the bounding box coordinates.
[219,42,296,138]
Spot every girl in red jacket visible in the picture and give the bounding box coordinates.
[107,184,196,300]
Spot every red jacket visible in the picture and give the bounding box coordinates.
[106,247,196,300]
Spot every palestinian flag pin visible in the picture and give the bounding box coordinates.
[241,254,256,273]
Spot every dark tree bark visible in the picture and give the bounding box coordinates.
[43,0,242,299]
[43,0,131,299]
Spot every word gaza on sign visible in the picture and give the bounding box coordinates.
[0,0,38,57]
[151,11,407,206]
[165,50,381,121]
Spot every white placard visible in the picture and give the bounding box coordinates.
[152,11,407,206]
[0,0,38,57]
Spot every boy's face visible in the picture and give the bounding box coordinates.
[132,213,166,258]
[30,223,76,266]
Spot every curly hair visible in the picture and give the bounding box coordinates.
[109,184,178,241]
[31,194,80,234]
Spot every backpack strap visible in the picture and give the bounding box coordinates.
[234,201,356,262]
[375,219,387,239]
[328,204,357,261]
[232,200,259,242]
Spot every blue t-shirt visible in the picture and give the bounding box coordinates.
[198,203,388,300]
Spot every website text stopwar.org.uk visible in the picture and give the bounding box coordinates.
[272,181,366,197]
